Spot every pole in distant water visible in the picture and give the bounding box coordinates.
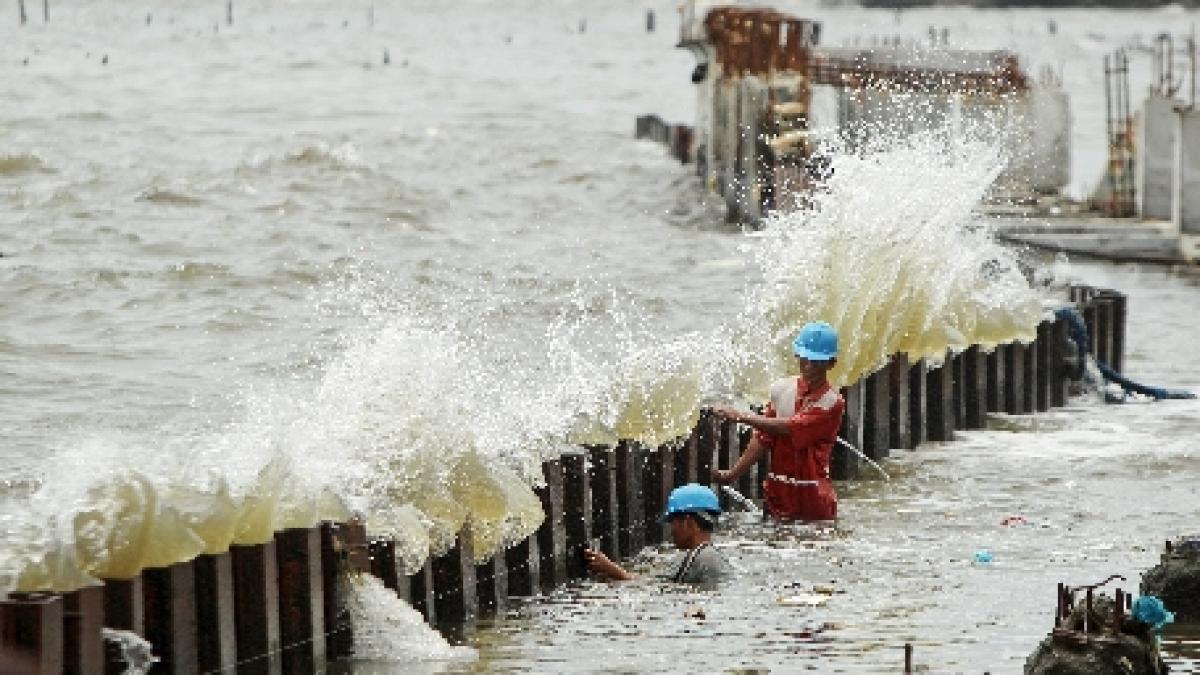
[226,0,232,26]
[368,4,374,29]
[646,9,654,33]
[18,0,27,25]
[41,0,45,23]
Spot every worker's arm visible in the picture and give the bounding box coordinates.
[584,549,635,582]
[711,433,765,485]
[711,405,791,436]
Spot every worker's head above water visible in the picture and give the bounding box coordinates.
[661,483,721,549]
[793,321,838,384]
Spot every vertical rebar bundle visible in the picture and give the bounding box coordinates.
[1102,50,1136,217]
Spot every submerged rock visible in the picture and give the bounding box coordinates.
[1141,536,1200,623]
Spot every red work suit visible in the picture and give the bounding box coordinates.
[755,376,845,521]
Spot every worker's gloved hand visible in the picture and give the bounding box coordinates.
[711,468,734,484]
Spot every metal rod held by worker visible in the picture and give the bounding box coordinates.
[719,485,761,515]
[836,437,890,480]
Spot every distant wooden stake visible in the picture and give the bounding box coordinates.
[226,0,232,26]
[18,0,27,25]
[41,0,45,22]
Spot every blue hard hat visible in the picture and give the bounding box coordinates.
[660,483,721,523]
[793,321,838,361]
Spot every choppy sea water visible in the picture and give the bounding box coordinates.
[3,1,1199,671]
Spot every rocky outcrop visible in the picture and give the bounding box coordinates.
[1141,537,1200,623]
[1024,594,1166,675]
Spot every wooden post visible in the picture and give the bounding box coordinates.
[536,458,567,591]
[588,446,620,560]
[320,523,353,660]
[951,351,966,428]
[863,365,890,460]
[432,525,477,623]
[1035,322,1052,412]
[368,539,402,599]
[641,447,665,546]
[142,562,198,674]
[695,409,717,490]
[1050,316,1070,407]
[1082,302,1098,360]
[650,446,675,543]
[734,424,757,499]
[275,529,325,672]
[615,441,645,562]
[408,558,437,624]
[1105,291,1127,373]
[18,0,27,25]
[61,586,103,675]
[2,594,64,675]
[1096,297,1113,367]
[833,380,863,479]
[908,359,927,447]
[504,534,540,598]
[194,552,237,674]
[1023,337,1038,414]
[1005,342,1026,414]
[750,405,769,486]
[926,356,954,441]
[987,344,1006,413]
[475,553,507,616]
[676,435,696,487]
[2,594,63,675]
[561,452,592,580]
[889,354,911,450]
[231,541,281,675]
[963,345,987,429]
[102,577,144,675]
[715,419,736,503]
[226,0,232,26]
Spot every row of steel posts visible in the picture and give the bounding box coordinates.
[0,287,1126,674]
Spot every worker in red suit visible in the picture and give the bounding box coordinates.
[711,321,845,521]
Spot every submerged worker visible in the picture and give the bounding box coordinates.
[711,321,845,521]
[584,483,729,585]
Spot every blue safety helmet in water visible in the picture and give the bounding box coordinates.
[659,483,721,523]
[1132,596,1175,631]
[793,321,838,361]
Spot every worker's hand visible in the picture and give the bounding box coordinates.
[584,548,624,581]
[710,405,742,423]
[711,468,734,485]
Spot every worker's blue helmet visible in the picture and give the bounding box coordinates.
[793,321,838,361]
[660,483,721,523]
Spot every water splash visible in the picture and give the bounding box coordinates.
[0,123,1044,619]
[101,628,159,674]
[346,573,477,664]
[733,128,1045,394]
